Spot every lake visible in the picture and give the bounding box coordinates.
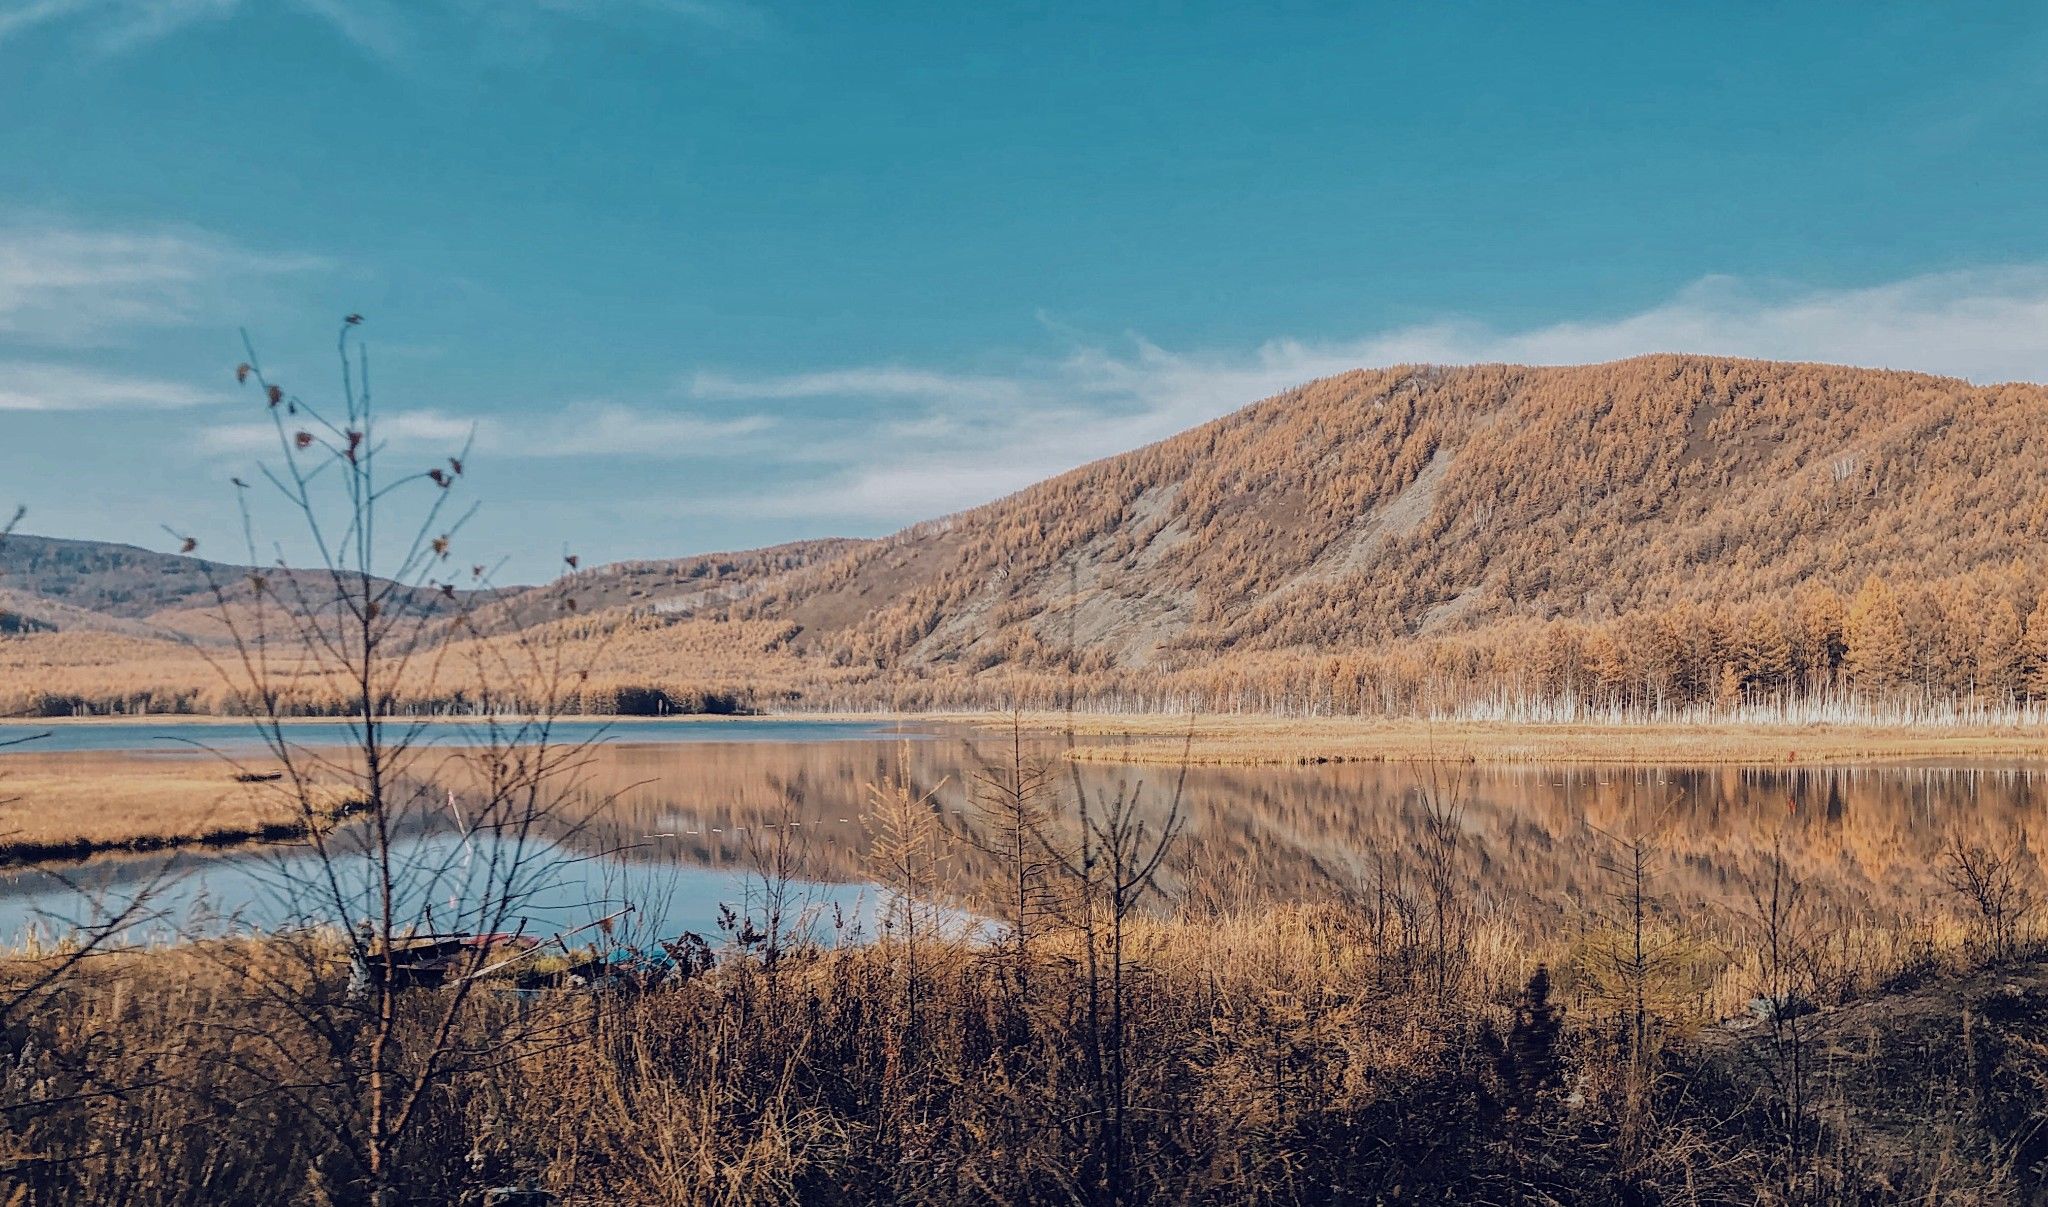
[0,716,927,755]
[3,716,2041,949]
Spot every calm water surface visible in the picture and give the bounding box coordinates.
[4,717,2043,947]
[0,716,925,755]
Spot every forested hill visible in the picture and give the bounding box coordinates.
[0,534,501,637]
[731,355,2048,677]
[0,534,245,620]
[15,355,2048,717]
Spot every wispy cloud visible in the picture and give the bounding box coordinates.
[1374,268,2048,384]
[0,0,234,53]
[274,0,407,61]
[77,254,2048,542]
[674,264,2048,527]
[0,219,319,347]
[197,402,769,459]
[689,366,1027,407]
[198,408,473,456]
[0,0,86,43]
[521,405,772,457]
[0,361,212,411]
[0,0,754,58]
[522,0,757,34]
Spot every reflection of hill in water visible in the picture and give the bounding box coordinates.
[561,739,2048,930]
[14,737,2035,935]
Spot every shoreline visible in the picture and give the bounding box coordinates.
[0,712,783,728]
[10,710,2048,868]
[12,709,2048,767]
[904,711,2048,767]
[0,808,361,867]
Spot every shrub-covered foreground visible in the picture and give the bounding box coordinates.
[2,904,2044,1206]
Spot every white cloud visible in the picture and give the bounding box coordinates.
[93,256,2048,539]
[0,361,212,411]
[275,0,407,60]
[0,0,753,57]
[198,409,473,456]
[87,0,236,55]
[689,366,1028,406]
[1381,268,2048,384]
[0,0,237,51]
[518,405,771,457]
[0,220,319,346]
[680,264,2048,526]
[198,402,767,460]
[527,0,755,31]
[0,0,88,43]
[380,410,478,445]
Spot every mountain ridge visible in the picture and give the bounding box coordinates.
[717,354,2035,670]
[12,354,2048,715]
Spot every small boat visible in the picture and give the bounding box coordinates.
[351,932,539,991]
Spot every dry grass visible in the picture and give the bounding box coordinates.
[0,902,2038,1205]
[0,612,834,718]
[0,751,355,860]
[1,716,2041,1201]
[930,710,2048,766]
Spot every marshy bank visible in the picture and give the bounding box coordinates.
[3,903,2044,1205]
[8,724,2048,1202]
[956,710,2048,767]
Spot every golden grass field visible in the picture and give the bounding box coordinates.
[8,889,2043,1203]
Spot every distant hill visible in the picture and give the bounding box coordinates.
[0,532,864,638]
[0,535,250,621]
[731,356,2048,674]
[14,355,2048,717]
[0,534,505,637]
[466,539,867,635]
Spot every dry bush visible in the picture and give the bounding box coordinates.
[1939,826,2043,963]
[0,706,2038,1203]
[6,892,2039,1205]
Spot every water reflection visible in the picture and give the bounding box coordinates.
[0,832,887,951]
[563,740,2048,931]
[7,725,2045,946]
[0,717,927,756]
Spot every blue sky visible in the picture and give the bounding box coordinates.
[4,1,2048,581]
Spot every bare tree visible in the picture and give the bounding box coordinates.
[167,318,619,1204]
[861,744,953,1195]
[1938,825,2040,963]
[1049,727,1186,1207]
[1358,845,1423,992]
[1745,837,1826,1181]
[1412,763,1474,1011]
[1589,795,1684,1136]
[1042,555,1191,1203]
[736,782,831,1011]
[864,747,951,1042]
[966,712,1059,1005]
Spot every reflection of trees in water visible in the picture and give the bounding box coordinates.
[541,740,2048,933]
[28,743,2025,939]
